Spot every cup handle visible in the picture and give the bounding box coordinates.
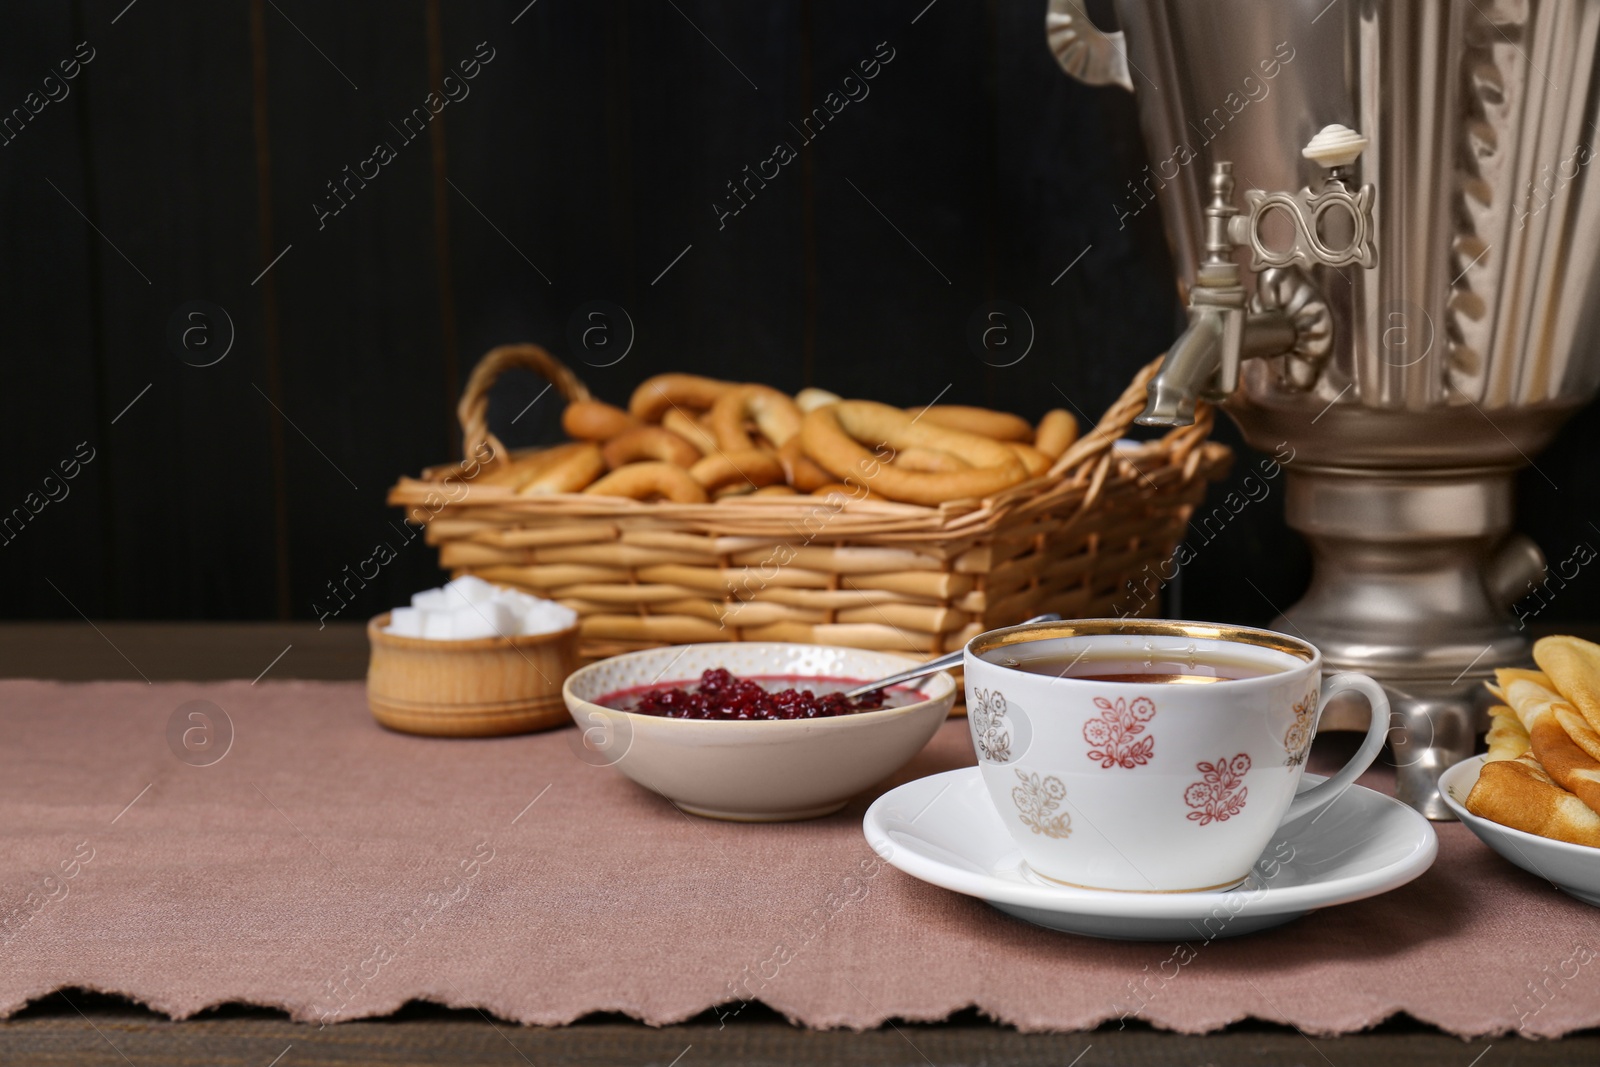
[1283,672,1390,823]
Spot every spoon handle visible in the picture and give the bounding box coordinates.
[843,613,1062,699]
[843,652,964,699]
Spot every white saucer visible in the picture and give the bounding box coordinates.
[863,768,1438,940]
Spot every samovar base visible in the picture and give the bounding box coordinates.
[1312,672,1493,820]
[1269,465,1545,818]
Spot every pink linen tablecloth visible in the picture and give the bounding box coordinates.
[1,679,1596,1037]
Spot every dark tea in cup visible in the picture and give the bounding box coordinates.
[996,645,1284,685]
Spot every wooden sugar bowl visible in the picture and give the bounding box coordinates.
[366,613,580,737]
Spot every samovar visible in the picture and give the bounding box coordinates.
[1049,0,1600,816]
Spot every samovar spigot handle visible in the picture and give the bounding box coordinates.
[1230,124,1378,271]
[1195,164,1248,395]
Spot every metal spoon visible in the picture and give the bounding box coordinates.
[843,613,1063,699]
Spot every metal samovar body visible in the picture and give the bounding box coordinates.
[1049,0,1600,816]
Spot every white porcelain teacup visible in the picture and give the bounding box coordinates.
[963,619,1389,892]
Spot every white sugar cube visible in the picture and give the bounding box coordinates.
[386,606,425,637]
[511,595,539,613]
[414,576,497,613]
[446,608,499,640]
[490,600,525,637]
[447,575,498,603]
[411,587,455,611]
[454,600,524,640]
[392,580,572,640]
[494,586,535,608]
[421,609,456,640]
[521,601,577,635]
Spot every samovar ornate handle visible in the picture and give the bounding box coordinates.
[1045,0,1133,91]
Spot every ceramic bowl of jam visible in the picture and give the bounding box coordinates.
[562,643,956,821]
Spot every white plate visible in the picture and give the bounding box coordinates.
[863,767,1438,940]
[1440,755,1600,908]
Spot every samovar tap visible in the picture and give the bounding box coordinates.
[1138,125,1375,427]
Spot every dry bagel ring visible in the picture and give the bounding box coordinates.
[892,446,972,473]
[475,447,552,487]
[795,387,842,412]
[482,442,586,489]
[562,400,637,441]
[1008,442,1052,478]
[519,442,606,495]
[907,404,1034,442]
[801,401,1027,505]
[710,384,804,450]
[1035,408,1079,459]
[778,435,834,492]
[662,408,718,455]
[754,484,799,496]
[600,426,702,470]
[628,373,738,422]
[584,461,709,503]
[689,449,785,492]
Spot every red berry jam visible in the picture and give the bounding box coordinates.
[599,668,919,721]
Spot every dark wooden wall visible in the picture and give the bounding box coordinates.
[2,0,1596,629]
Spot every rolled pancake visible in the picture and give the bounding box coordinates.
[1500,674,1600,816]
[1534,635,1600,736]
[1466,753,1600,848]
[1487,667,1552,701]
[1519,639,1600,762]
[1485,705,1531,762]
[1553,704,1600,765]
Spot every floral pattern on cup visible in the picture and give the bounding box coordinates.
[1012,769,1072,839]
[1283,689,1318,766]
[1083,695,1156,769]
[1183,754,1251,825]
[970,687,1013,764]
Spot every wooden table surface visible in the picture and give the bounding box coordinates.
[2,620,1594,1066]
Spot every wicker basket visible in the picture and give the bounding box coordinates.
[388,345,1231,664]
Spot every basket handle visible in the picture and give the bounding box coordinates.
[457,344,594,463]
[1045,355,1214,480]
